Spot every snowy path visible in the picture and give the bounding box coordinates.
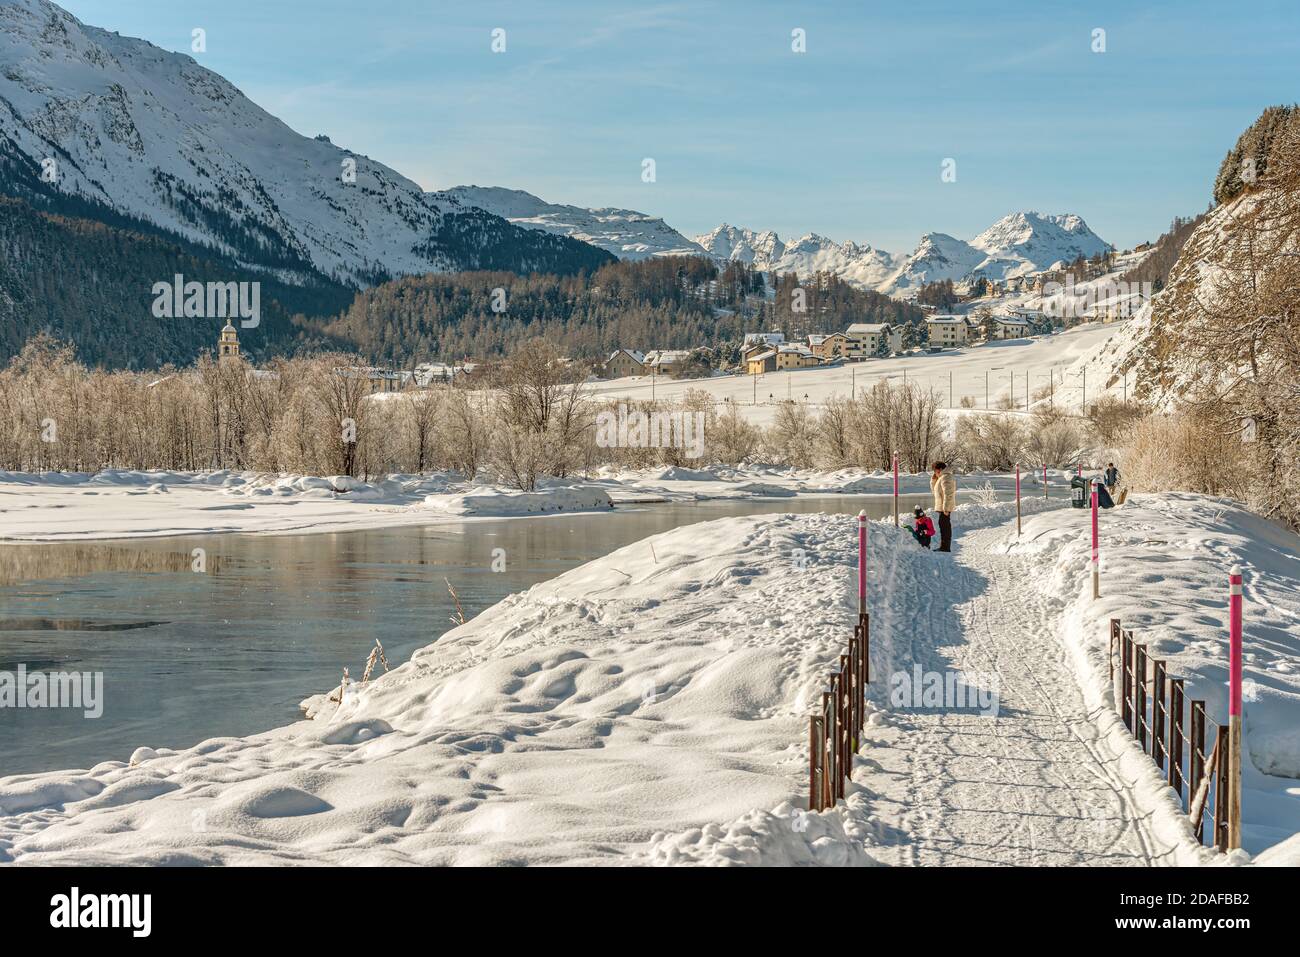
[862,523,1181,866]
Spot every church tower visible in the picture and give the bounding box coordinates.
[218,320,241,365]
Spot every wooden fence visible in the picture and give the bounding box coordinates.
[809,612,869,811]
[1109,618,1230,850]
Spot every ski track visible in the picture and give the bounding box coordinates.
[861,523,1179,866]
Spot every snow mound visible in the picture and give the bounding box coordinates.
[0,510,892,865]
[421,485,613,516]
[642,798,883,867]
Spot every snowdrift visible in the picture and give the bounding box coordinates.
[0,510,903,865]
[1009,494,1300,856]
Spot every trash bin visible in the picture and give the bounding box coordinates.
[1070,475,1089,508]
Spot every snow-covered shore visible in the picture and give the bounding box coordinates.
[3,492,1293,866]
[0,465,1054,542]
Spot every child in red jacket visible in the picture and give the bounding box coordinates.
[909,507,935,549]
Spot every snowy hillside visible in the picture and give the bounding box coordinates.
[1060,197,1253,409]
[0,0,609,284]
[446,185,704,260]
[694,224,903,288]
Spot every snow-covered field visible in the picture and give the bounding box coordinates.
[590,322,1125,426]
[0,465,1054,542]
[3,490,1294,866]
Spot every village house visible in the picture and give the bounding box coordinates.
[926,315,971,348]
[745,349,777,375]
[340,366,405,394]
[411,362,475,387]
[1082,291,1145,323]
[845,322,902,359]
[991,316,1034,340]
[1007,306,1045,321]
[807,332,850,361]
[775,344,820,370]
[741,332,785,363]
[644,349,691,377]
[604,349,646,378]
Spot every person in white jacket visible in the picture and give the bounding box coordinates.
[930,461,956,552]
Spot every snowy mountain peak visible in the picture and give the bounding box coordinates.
[691,225,901,288]
[879,213,1110,295]
[971,211,1107,261]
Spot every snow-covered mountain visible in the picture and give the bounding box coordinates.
[693,213,1109,296]
[693,225,904,289]
[879,212,1111,295]
[445,185,703,260]
[875,232,987,294]
[0,0,609,284]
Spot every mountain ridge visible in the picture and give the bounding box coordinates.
[0,0,612,287]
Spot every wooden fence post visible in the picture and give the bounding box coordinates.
[822,692,835,809]
[809,715,823,811]
[1120,629,1130,732]
[844,661,853,791]
[1215,725,1230,852]
[1134,644,1148,752]
[1109,619,1120,697]
[860,613,870,685]
[1169,678,1185,798]
[1153,660,1167,771]
[1190,701,1206,841]
[848,635,860,745]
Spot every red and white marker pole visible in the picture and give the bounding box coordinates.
[1015,464,1022,536]
[857,510,867,617]
[892,451,899,527]
[1091,480,1100,599]
[1229,566,1243,850]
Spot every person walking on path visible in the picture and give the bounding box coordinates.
[930,461,956,552]
[1104,462,1120,494]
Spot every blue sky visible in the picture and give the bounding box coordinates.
[61,0,1300,252]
